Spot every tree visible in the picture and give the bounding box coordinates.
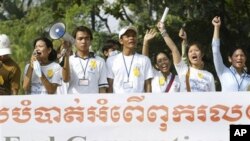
[1,0,250,93]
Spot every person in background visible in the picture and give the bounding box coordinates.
[142,29,180,92]
[212,16,250,91]
[0,34,21,95]
[102,39,120,60]
[106,26,154,93]
[23,37,61,94]
[157,22,215,92]
[62,26,108,94]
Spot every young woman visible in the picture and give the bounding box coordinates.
[23,37,61,94]
[157,22,215,92]
[142,29,180,92]
[212,16,250,91]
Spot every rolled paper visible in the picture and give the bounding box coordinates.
[160,7,169,22]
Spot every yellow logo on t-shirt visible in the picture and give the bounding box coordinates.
[0,75,4,85]
[90,60,97,69]
[133,67,140,77]
[159,76,165,86]
[198,72,204,79]
[47,69,54,78]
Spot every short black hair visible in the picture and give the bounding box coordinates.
[227,46,247,58]
[102,39,120,53]
[72,26,93,40]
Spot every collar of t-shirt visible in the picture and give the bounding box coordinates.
[229,65,247,77]
[74,52,95,60]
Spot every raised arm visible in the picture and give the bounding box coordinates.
[142,29,157,57]
[62,40,72,82]
[179,28,188,64]
[212,16,220,40]
[23,53,36,94]
[157,22,181,65]
[212,16,226,76]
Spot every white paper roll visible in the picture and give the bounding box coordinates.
[160,7,169,22]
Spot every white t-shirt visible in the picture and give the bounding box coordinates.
[151,69,180,93]
[106,53,154,93]
[175,60,215,92]
[57,80,69,95]
[212,39,250,91]
[24,62,61,94]
[67,54,108,94]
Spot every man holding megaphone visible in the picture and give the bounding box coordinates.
[62,26,108,94]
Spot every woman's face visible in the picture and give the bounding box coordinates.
[188,44,203,67]
[34,40,51,61]
[156,53,171,73]
[228,49,246,70]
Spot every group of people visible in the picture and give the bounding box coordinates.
[1,16,250,95]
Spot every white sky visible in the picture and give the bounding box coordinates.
[104,0,119,33]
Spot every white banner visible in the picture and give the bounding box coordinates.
[0,92,250,141]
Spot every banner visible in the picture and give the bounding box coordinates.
[0,92,250,141]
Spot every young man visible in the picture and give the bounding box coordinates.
[0,34,21,95]
[106,26,154,93]
[62,26,108,94]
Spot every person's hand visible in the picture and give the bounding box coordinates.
[144,29,157,42]
[157,22,166,33]
[33,60,42,77]
[212,16,221,27]
[60,40,72,57]
[179,28,187,40]
[30,50,38,68]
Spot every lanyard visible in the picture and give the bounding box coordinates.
[165,74,175,92]
[122,54,135,82]
[79,58,90,79]
[229,68,246,91]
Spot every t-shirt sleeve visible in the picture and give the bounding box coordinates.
[212,39,227,76]
[144,56,154,80]
[50,64,62,86]
[106,57,114,79]
[98,59,109,88]
[174,60,188,75]
[210,73,216,91]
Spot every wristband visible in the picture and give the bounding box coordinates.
[161,30,168,36]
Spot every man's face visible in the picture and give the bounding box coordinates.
[119,30,137,49]
[75,31,91,52]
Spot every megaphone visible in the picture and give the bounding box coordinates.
[49,22,75,44]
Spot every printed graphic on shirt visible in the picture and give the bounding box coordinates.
[159,76,165,86]
[31,83,45,94]
[189,75,210,91]
[133,67,140,77]
[47,69,54,78]
[197,72,204,79]
[89,60,97,70]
